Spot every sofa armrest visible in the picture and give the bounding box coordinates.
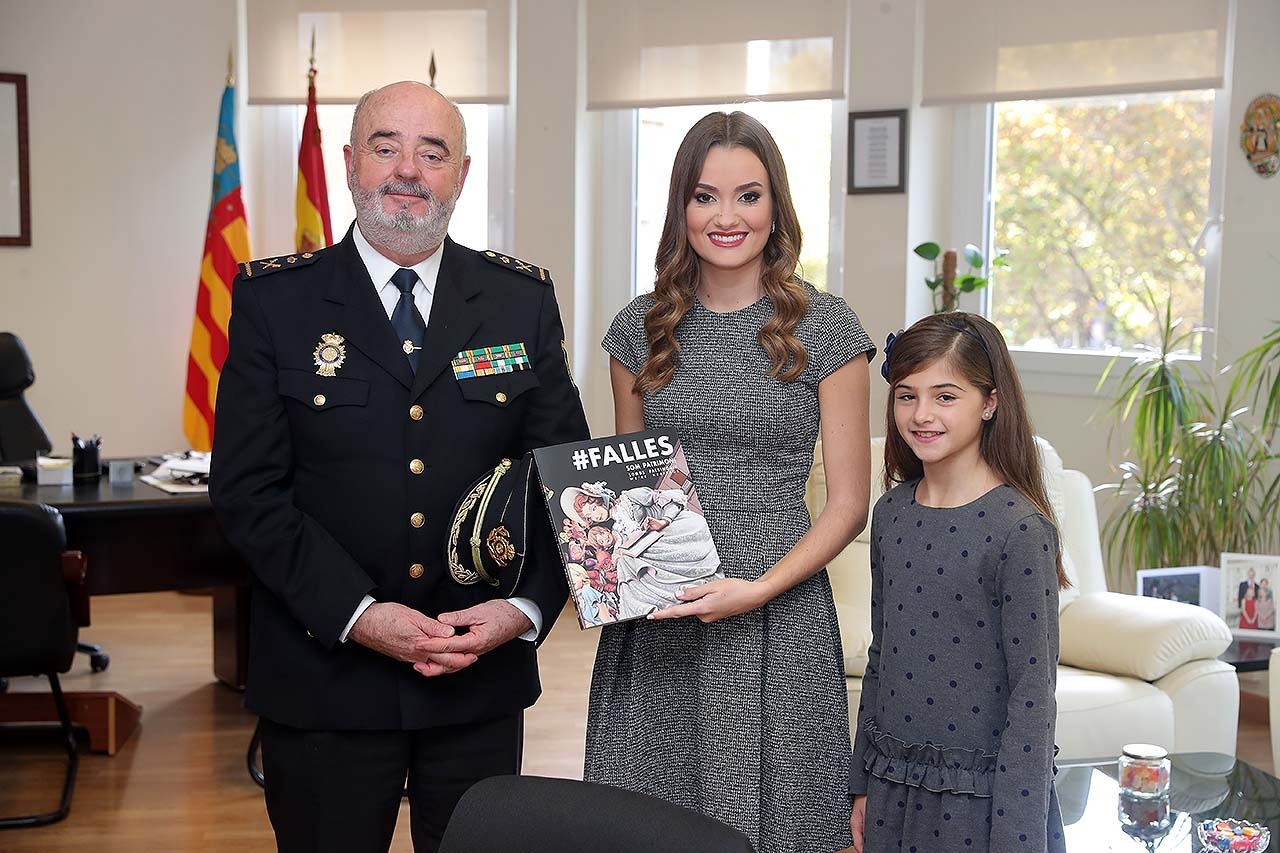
[1059,591,1231,681]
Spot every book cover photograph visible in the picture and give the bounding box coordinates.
[533,431,723,629]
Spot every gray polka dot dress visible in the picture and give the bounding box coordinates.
[850,481,1067,853]
[586,284,875,853]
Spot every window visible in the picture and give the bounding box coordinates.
[987,91,1216,355]
[633,100,833,295]
[317,103,491,250]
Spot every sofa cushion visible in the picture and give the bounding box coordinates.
[1055,665,1174,760]
[829,540,871,677]
[1059,591,1232,681]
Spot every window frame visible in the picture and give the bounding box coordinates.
[953,87,1230,397]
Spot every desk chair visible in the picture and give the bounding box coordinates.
[438,775,757,853]
[0,500,87,828]
[0,332,108,675]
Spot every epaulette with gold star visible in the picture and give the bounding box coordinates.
[482,250,551,284]
[239,251,321,279]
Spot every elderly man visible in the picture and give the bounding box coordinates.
[210,81,589,852]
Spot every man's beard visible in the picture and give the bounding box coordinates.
[350,175,459,256]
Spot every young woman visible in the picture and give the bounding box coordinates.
[850,312,1070,853]
[585,111,875,852]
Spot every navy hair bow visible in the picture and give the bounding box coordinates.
[881,330,903,383]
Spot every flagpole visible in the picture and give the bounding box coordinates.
[308,27,317,84]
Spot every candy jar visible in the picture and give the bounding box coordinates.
[1118,743,1171,799]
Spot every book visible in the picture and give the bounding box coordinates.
[533,431,723,629]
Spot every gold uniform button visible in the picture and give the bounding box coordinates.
[409,459,425,474]
[409,404,424,421]
[313,394,326,406]
[409,563,425,579]
[495,392,508,404]
[410,512,425,528]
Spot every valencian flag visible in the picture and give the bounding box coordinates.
[183,59,251,451]
[296,46,332,252]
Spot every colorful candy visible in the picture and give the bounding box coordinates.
[1198,818,1271,852]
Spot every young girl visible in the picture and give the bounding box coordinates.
[587,111,874,852]
[1241,585,1260,630]
[850,312,1069,853]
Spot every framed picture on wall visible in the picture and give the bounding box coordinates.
[1135,565,1220,612]
[1220,552,1280,638]
[0,72,31,247]
[848,108,907,195]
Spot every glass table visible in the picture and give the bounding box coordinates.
[1061,752,1279,851]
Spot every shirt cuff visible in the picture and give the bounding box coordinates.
[506,596,542,641]
[340,595,377,643]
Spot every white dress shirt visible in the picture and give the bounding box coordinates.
[339,224,542,643]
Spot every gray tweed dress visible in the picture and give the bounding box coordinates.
[587,284,875,853]
[850,481,1067,853]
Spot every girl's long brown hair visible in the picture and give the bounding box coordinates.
[883,313,1071,590]
[634,112,808,395]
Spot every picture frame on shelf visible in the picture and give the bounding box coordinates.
[847,108,907,195]
[1220,552,1280,639]
[1136,565,1220,613]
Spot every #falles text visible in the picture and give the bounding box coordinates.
[571,436,675,471]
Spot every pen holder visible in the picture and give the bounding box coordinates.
[72,444,101,483]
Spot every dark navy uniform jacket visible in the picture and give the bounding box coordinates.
[210,228,590,731]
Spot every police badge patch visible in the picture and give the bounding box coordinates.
[313,333,347,377]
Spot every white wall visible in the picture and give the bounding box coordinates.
[0,0,238,457]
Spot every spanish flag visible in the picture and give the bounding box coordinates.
[183,69,251,452]
[295,66,332,253]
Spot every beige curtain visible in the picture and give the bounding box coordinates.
[921,0,1229,106]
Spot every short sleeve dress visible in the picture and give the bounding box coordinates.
[850,481,1067,853]
[585,283,875,853]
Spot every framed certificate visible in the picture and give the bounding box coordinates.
[0,73,30,247]
[848,108,907,195]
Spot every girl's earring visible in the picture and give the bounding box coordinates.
[982,410,993,420]
[770,222,776,234]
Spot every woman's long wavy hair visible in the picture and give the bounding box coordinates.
[634,112,808,395]
[883,313,1070,590]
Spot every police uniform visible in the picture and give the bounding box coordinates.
[209,226,589,852]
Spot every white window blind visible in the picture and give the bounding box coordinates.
[921,0,1228,106]
[585,0,847,110]
[247,0,509,105]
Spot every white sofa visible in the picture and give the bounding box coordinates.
[806,437,1238,761]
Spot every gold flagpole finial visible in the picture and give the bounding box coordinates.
[226,47,234,86]
[429,51,437,88]
[308,26,317,81]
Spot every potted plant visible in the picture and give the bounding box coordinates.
[912,242,1010,313]
[1096,290,1280,590]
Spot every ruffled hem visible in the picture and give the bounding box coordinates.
[859,721,997,798]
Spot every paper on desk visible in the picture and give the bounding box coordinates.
[140,452,212,494]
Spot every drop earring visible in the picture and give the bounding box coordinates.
[770,222,775,234]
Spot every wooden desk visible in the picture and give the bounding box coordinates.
[12,469,250,689]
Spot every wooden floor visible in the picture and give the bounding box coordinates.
[1,592,1274,851]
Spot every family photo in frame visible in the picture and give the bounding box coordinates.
[1220,552,1280,637]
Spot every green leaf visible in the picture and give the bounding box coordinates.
[956,275,983,292]
[913,242,941,261]
[963,243,984,269]
[926,277,940,291]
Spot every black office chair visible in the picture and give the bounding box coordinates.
[0,332,108,675]
[438,775,757,853]
[0,500,87,828]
